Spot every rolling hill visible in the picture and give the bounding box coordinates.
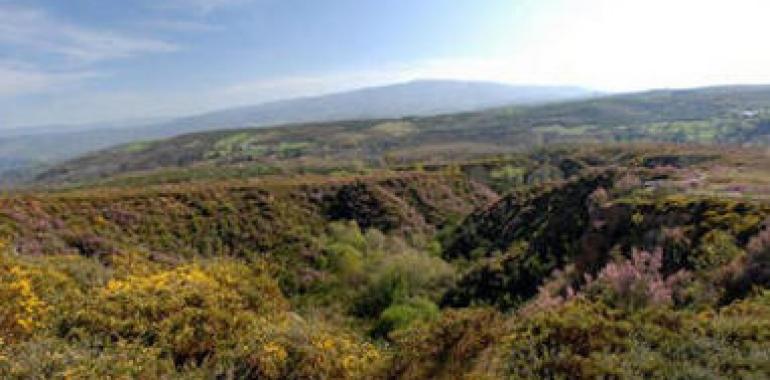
[0,80,593,184]
[35,85,770,186]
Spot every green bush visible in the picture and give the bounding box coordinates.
[371,297,439,338]
[353,251,454,318]
[696,229,744,270]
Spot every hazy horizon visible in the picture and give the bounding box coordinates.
[2,0,770,128]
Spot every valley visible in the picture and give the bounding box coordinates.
[4,1,770,378]
[1,144,769,378]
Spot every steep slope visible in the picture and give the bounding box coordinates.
[34,85,770,185]
[388,151,770,379]
[441,168,770,309]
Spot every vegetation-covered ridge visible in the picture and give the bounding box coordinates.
[442,168,770,309]
[33,85,770,185]
[1,171,496,260]
[1,146,770,378]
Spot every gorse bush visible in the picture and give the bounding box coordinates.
[0,264,49,343]
[64,260,287,364]
[0,253,86,343]
[215,316,384,379]
[505,300,632,378]
[0,255,387,379]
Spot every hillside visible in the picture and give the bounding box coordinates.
[6,0,770,377]
[2,145,770,378]
[0,80,591,184]
[35,85,770,186]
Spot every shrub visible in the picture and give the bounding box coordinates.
[215,316,384,380]
[584,248,690,310]
[0,265,49,343]
[725,228,770,300]
[745,228,770,288]
[695,229,744,270]
[388,308,502,380]
[0,253,84,343]
[505,300,632,378]
[353,268,410,318]
[353,252,454,318]
[613,172,642,192]
[521,264,580,314]
[326,221,367,251]
[323,242,364,280]
[63,233,117,259]
[45,256,387,379]
[371,297,439,338]
[0,338,176,379]
[64,260,287,364]
[503,295,770,379]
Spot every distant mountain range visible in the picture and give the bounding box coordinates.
[0,80,594,183]
[157,80,593,133]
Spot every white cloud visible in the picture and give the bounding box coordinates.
[0,5,178,63]
[0,56,567,126]
[0,5,179,103]
[7,0,770,127]
[0,63,101,97]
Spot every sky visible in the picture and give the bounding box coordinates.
[2,0,770,128]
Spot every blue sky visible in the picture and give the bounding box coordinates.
[2,0,770,128]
